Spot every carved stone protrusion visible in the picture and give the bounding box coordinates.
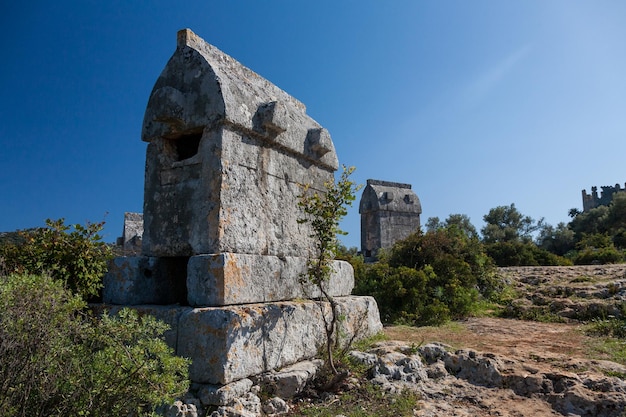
[257,101,288,136]
[306,128,332,158]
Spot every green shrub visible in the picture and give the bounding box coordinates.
[484,241,571,267]
[0,273,189,417]
[586,318,626,339]
[354,228,500,326]
[572,247,624,265]
[569,233,625,265]
[0,219,112,299]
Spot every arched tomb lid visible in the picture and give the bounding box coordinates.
[142,29,338,170]
[359,179,422,214]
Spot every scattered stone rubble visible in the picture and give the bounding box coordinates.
[157,339,626,416]
[358,341,626,417]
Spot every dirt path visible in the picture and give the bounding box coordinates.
[383,318,626,416]
[386,317,587,357]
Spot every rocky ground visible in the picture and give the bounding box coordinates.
[289,265,626,417]
[171,265,626,417]
[501,264,626,321]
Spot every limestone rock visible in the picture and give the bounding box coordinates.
[104,254,355,307]
[186,254,354,306]
[103,256,187,305]
[370,351,428,383]
[141,29,338,259]
[208,392,261,417]
[178,296,382,384]
[198,379,254,406]
[253,360,323,399]
[262,397,290,416]
[162,400,198,417]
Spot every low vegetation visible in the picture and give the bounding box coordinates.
[292,384,420,417]
[1,188,625,415]
[352,225,500,326]
[0,220,189,417]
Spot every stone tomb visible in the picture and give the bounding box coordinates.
[102,29,382,387]
[359,179,422,259]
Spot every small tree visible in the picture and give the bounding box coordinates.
[298,165,361,375]
[481,204,544,244]
[426,214,479,240]
[536,222,576,256]
[0,218,112,300]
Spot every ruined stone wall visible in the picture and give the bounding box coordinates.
[582,183,626,212]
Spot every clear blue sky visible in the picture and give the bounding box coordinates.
[2,1,625,249]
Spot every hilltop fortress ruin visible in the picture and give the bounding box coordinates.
[582,183,626,212]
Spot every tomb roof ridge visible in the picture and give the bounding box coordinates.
[366,179,412,189]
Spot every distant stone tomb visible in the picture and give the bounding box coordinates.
[115,212,143,254]
[359,179,422,258]
[101,29,382,389]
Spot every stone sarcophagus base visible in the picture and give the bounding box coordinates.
[93,296,382,385]
[104,255,354,307]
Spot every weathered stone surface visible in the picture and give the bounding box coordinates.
[162,400,198,417]
[262,397,290,416]
[115,212,143,254]
[141,29,337,258]
[104,254,354,307]
[96,29,385,394]
[186,254,354,306]
[198,379,254,406]
[370,351,428,384]
[253,359,323,399]
[103,256,187,305]
[359,179,421,258]
[178,296,382,384]
[208,392,262,417]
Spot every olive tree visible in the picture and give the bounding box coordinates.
[481,204,544,243]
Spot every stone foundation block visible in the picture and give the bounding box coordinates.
[103,256,187,305]
[186,253,354,306]
[178,296,382,384]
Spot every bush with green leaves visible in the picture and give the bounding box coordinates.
[571,236,625,265]
[484,241,572,267]
[0,273,189,417]
[354,226,500,325]
[0,218,112,299]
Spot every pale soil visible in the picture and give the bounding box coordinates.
[385,318,624,416]
[380,265,626,417]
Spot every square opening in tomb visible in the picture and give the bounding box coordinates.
[142,256,190,305]
[167,132,202,162]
